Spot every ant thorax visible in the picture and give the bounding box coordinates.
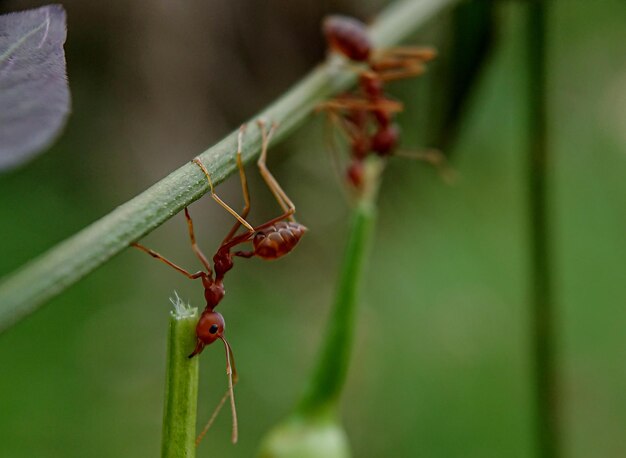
[213,248,235,281]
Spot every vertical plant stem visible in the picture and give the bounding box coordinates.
[435,0,495,150]
[297,161,382,417]
[258,160,382,457]
[526,2,559,458]
[162,300,199,458]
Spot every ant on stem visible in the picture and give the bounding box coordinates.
[131,119,306,444]
[319,15,452,187]
[323,15,437,82]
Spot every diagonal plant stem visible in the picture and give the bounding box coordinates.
[0,0,458,333]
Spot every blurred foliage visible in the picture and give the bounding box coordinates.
[0,1,624,458]
[0,5,70,171]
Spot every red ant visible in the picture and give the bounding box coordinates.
[320,15,449,187]
[322,15,437,81]
[131,119,306,444]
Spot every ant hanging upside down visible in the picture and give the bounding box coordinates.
[131,119,306,444]
[319,15,452,188]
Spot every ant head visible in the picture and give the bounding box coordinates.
[189,311,225,357]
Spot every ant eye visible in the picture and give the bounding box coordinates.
[209,324,219,334]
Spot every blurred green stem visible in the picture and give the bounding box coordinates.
[298,160,382,417]
[162,299,199,458]
[0,0,458,334]
[436,0,495,150]
[526,2,560,458]
[258,160,382,458]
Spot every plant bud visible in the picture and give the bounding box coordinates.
[258,415,350,458]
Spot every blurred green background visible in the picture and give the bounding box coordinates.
[0,0,624,457]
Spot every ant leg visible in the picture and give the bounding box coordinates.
[373,63,428,82]
[256,119,295,220]
[233,250,254,258]
[373,46,437,62]
[323,109,351,188]
[192,156,255,233]
[131,242,207,280]
[218,121,311,252]
[368,49,436,82]
[333,59,366,75]
[395,148,457,184]
[370,57,416,72]
[221,125,252,244]
[325,106,363,143]
[183,207,212,274]
[317,95,404,114]
[195,336,239,446]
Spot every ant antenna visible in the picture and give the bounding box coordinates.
[195,336,239,446]
[395,148,457,184]
[223,336,238,443]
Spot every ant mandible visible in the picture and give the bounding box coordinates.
[131,119,306,444]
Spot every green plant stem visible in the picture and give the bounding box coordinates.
[257,160,382,457]
[436,0,495,150]
[297,159,382,418]
[0,0,458,333]
[526,2,559,458]
[162,302,199,458]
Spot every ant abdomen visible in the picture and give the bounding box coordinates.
[253,221,307,260]
[323,15,371,62]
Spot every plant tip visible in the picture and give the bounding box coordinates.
[169,291,196,319]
